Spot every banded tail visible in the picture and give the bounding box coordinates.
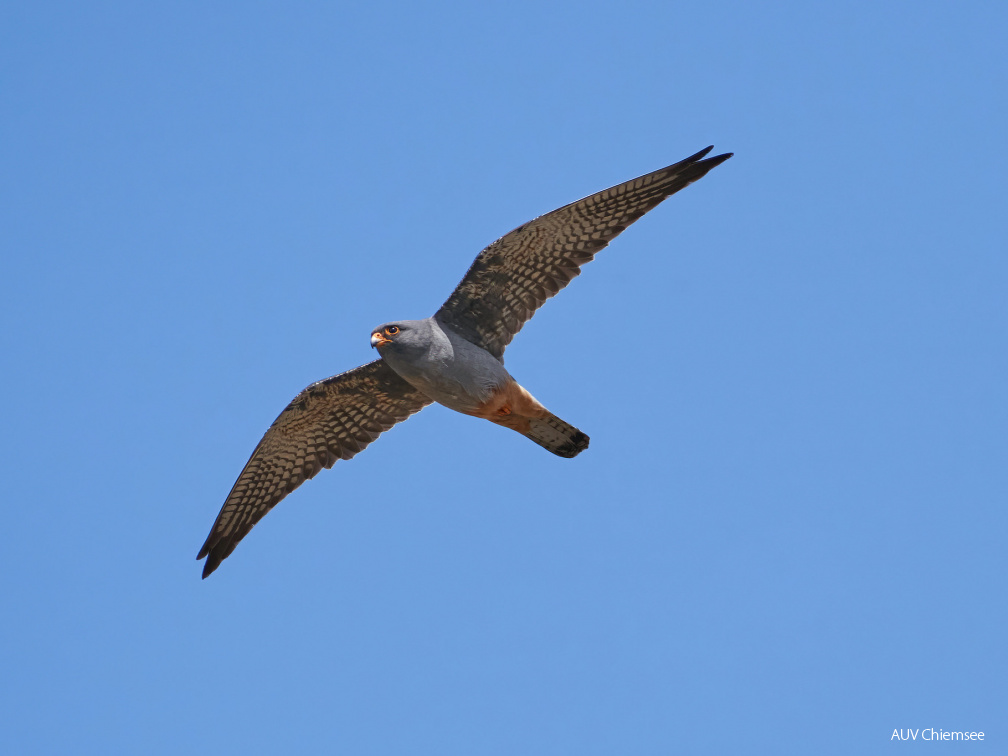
[473,379,589,458]
[525,412,590,458]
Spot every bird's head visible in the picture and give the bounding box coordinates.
[370,323,399,349]
[370,320,428,354]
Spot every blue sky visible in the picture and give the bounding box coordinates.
[2,1,1005,753]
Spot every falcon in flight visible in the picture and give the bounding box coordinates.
[198,146,732,577]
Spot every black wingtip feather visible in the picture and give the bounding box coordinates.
[702,151,733,168]
[201,547,224,579]
[679,149,733,185]
[689,145,716,161]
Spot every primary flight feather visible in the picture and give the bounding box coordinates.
[198,146,732,577]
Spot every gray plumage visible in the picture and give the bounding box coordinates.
[198,146,732,577]
[371,318,509,414]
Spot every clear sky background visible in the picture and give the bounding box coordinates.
[2,2,1005,753]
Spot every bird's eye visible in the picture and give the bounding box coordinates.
[386,325,399,336]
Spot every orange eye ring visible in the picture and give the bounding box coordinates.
[385,325,399,336]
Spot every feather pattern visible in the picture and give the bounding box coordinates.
[435,146,732,359]
[197,360,431,577]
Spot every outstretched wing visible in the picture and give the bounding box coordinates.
[197,359,431,578]
[435,146,732,360]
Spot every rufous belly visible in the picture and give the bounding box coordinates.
[465,379,549,434]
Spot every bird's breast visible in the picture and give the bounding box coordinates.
[379,334,511,415]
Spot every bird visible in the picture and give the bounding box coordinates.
[198,146,732,578]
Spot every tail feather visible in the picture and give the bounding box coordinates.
[525,413,589,458]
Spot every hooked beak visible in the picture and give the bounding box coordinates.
[371,332,392,348]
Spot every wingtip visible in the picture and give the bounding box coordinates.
[679,146,732,173]
[704,151,733,168]
[689,145,715,161]
[198,541,223,579]
[201,558,219,579]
